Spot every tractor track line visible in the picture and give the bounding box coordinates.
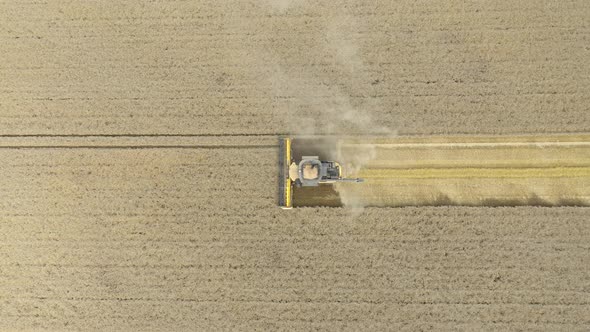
[0,133,285,138]
[0,145,277,150]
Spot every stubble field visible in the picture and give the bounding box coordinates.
[1,0,589,331]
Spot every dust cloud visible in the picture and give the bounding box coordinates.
[260,0,304,14]
[253,4,396,210]
[262,7,396,210]
[316,14,395,210]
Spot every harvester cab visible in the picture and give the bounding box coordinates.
[279,137,363,209]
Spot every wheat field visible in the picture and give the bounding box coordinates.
[1,0,589,331]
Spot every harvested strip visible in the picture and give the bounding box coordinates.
[334,134,590,207]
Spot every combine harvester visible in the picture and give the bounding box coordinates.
[279,134,590,208]
[278,137,363,209]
